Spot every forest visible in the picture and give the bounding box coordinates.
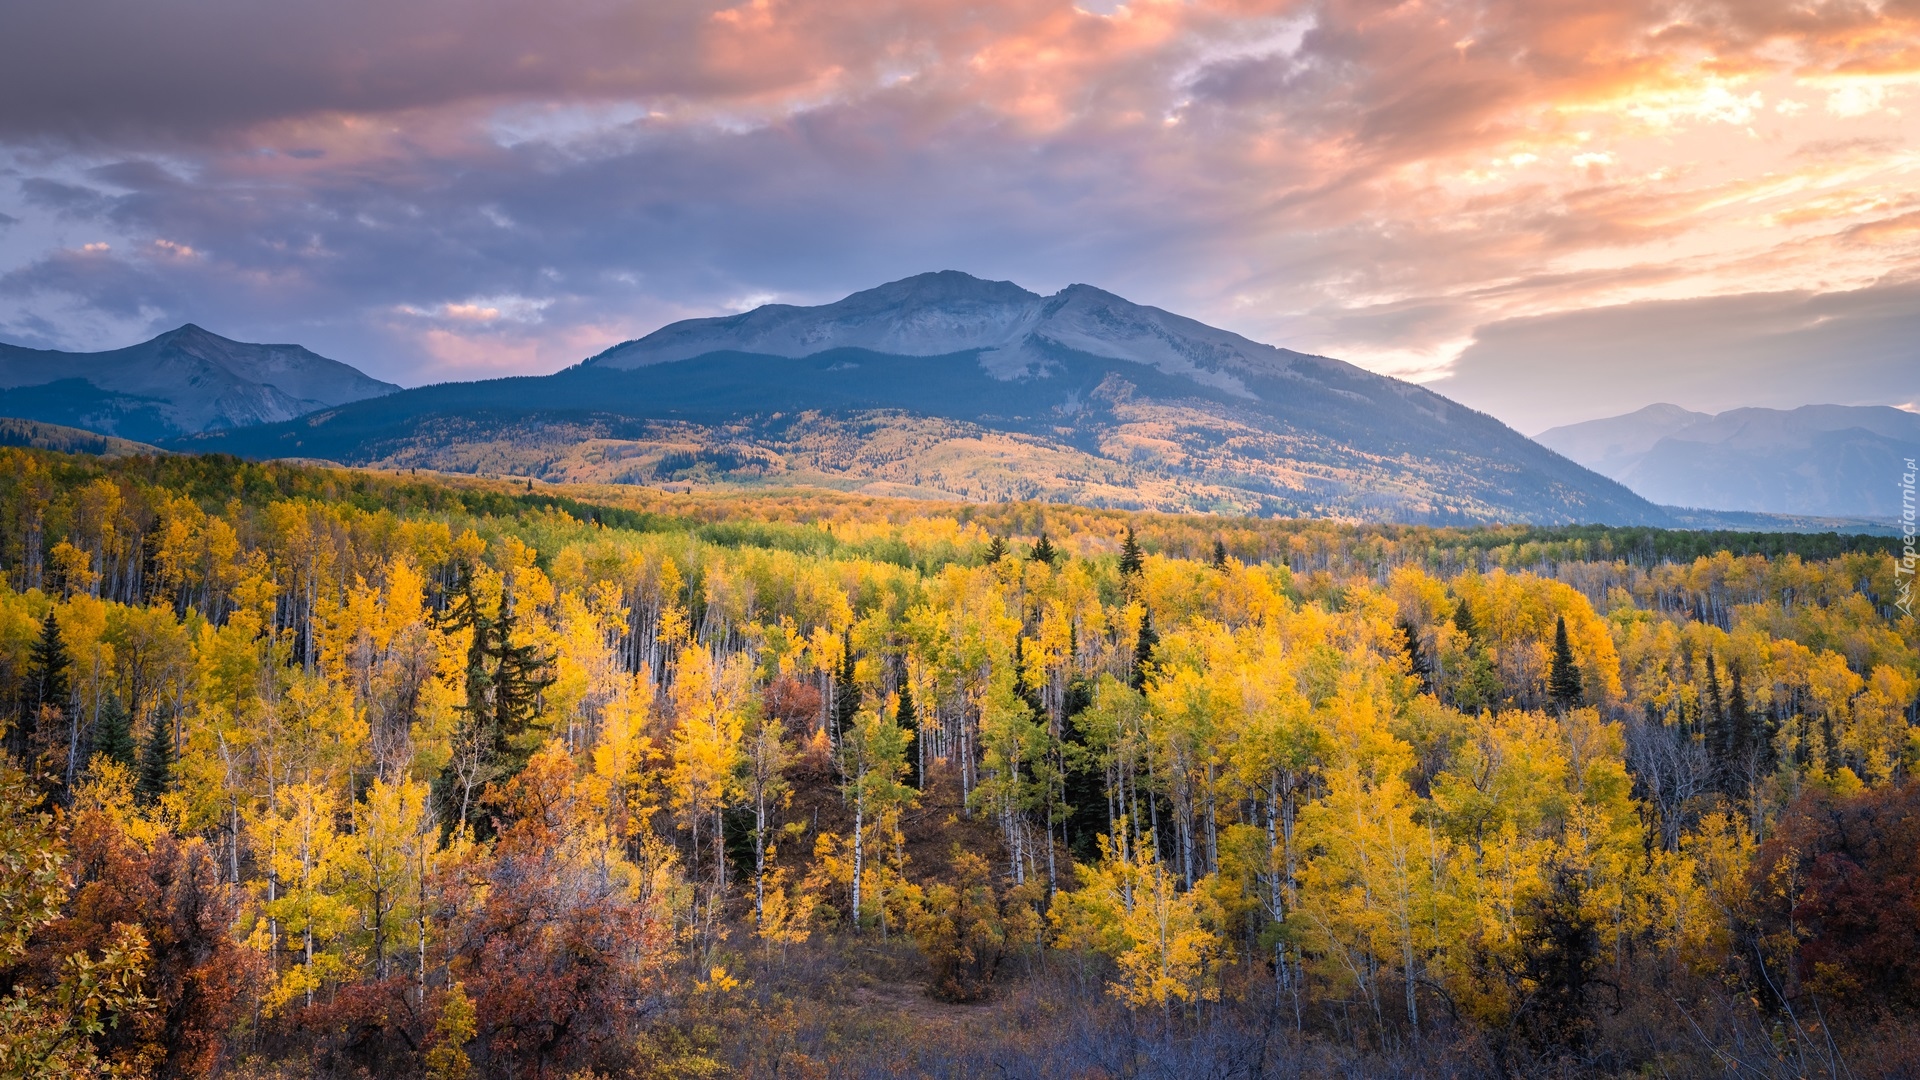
[0,447,1916,1079]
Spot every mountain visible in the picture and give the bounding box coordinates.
[0,323,400,442]
[1537,403,1920,519]
[178,271,1667,525]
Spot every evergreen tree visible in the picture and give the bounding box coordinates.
[1131,607,1158,692]
[1118,527,1143,577]
[433,561,556,830]
[136,712,174,805]
[93,692,136,771]
[1548,615,1582,710]
[1703,651,1729,757]
[984,536,1007,564]
[832,629,860,746]
[1030,532,1056,566]
[1398,620,1430,690]
[1210,539,1228,570]
[896,678,920,789]
[485,599,555,768]
[14,607,71,760]
[1513,856,1603,1055]
[1451,596,1478,642]
[1723,664,1761,797]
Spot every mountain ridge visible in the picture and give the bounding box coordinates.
[174,271,1667,526]
[0,323,400,441]
[1538,403,1920,518]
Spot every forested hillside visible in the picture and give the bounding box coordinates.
[0,449,1915,1079]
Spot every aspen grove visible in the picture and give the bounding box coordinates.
[0,448,1916,1078]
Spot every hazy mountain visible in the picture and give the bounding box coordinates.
[1531,404,1711,477]
[181,272,1666,525]
[0,323,400,442]
[1537,403,1920,518]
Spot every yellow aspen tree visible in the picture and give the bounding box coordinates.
[668,644,748,937]
[341,776,431,982]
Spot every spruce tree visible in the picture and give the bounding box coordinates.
[93,692,136,771]
[1548,615,1582,710]
[1725,664,1754,797]
[832,630,860,745]
[895,678,920,789]
[14,607,71,759]
[1030,532,1056,566]
[137,712,174,805]
[1703,651,1728,755]
[1451,597,1478,642]
[433,562,555,829]
[1131,607,1158,692]
[1399,620,1430,689]
[1210,539,1228,570]
[486,599,556,769]
[1118,527,1143,577]
[984,536,1007,564]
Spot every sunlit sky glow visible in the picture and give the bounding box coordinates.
[0,0,1915,431]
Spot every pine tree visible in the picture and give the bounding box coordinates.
[1724,663,1759,797]
[1451,597,1478,642]
[1030,532,1056,566]
[1398,620,1430,689]
[833,630,860,746]
[485,599,555,770]
[895,679,921,789]
[1703,651,1728,754]
[984,536,1007,564]
[433,561,555,830]
[1118,527,1143,577]
[13,607,71,759]
[137,712,174,805]
[1210,539,1228,570]
[1548,615,1582,710]
[1131,607,1158,692]
[93,692,136,771]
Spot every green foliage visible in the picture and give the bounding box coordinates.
[1118,526,1143,577]
[1030,531,1056,566]
[135,713,173,806]
[1547,615,1582,710]
[91,693,135,771]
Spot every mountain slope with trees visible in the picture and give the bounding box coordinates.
[177,273,1666,527]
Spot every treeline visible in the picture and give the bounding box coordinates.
[0,446,1915,1079]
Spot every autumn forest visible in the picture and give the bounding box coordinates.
[1,448,1917,1079]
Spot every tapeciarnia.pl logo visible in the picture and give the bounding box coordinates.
[1898,456,1916,618]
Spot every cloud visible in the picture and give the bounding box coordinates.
[1432,278,1920,433]
[0,0,1913,408]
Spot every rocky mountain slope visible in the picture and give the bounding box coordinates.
[181,272,1666,525]
[1537,403,1920,519]
[0,323,399,441]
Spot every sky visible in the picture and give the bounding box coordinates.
[0,0,1915,434]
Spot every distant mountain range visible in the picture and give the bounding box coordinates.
[0,323,399,441]
[165,272,1667,525]
[1536,404,1920,519]
[6,276,1900,531]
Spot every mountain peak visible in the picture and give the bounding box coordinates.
[160,322,224,343]
[0,323,398,442]
[850,271,1037,306]
[586,272,1322,397]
